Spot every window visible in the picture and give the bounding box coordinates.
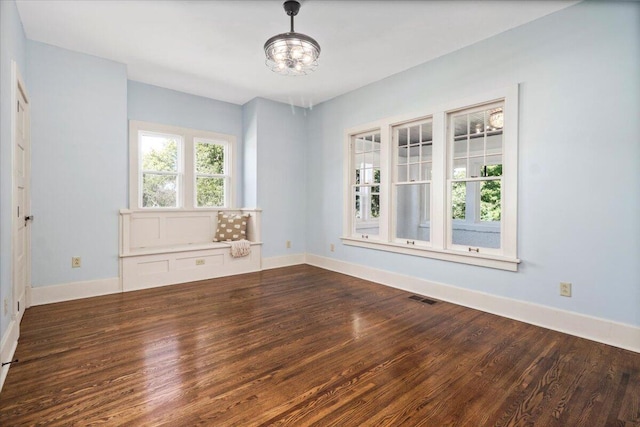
[129,121,235,210]
[139,131,182,208]
[393,119,432,245]
[448,103,503,253]
[343,86,519,271]
[351,131,381,238]
[195,139,230,208]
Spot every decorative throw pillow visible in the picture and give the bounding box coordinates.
[213,212,249,242]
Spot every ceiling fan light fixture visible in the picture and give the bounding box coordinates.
[264,0,321,76]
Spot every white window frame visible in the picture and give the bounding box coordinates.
[129,120,236,210]
[342,85,519,271]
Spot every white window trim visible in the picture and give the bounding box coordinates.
[342,85,520,271]
[129,120,236,210]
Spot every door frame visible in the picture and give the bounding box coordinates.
[11,60,31,323]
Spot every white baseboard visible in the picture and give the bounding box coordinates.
[30,277,121,306]
[0,318,19,393]
[262,253,306,270]
[306,254,640,353]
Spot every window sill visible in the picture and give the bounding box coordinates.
[340,237,520,271]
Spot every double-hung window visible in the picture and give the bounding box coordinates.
[139,131,182,208]
[350,131,381,239]
[393,118,433,246]
[130,121,235,210]
[448,103,504,254]
[343,86,519,271]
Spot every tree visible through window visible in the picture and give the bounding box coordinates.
[342,87,518,270]
[131,121,236,210]
[140,133,181,208]
[195,140,228,207]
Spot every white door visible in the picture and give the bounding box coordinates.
[12,63,31,322]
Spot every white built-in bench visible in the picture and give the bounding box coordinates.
[119,208,262,291]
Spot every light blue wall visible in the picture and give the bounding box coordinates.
[128,81,244,208]
[248,98,307,258]
[27,41,128,287]
[0,0,26,338]
[306,1,640,326]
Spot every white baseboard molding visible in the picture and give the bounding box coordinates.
[0,318,19,393]
[262,253,306,270]
[306,254,640,353]
[30,277,121,306]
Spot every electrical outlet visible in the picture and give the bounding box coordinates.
[71,257,81,268]
[195,259,205,266]
[286,240,291,249]
[330,243,335,252]
[560,282,572,297]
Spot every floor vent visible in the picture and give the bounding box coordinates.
[409,295,438,305]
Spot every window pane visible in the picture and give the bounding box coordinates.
[421,143,432,162]
[142,173,177,208]
[469,135,484,157]
[141,134,178,172]
[483,158,502,177]
[409,125,420,144]
[398,164,408,182]
[409,163,420,181]
[454,139,467,158]
[454,115,467,137]
[373,168,381,184]
[397,128,408,147]
[196,142,224,174]
[453,159,467,179]
[421,162,432,181]
[354,186,379,237]
[365,152,374,168]
[196,177,225,207]
[364,137,373,152]
[372,150,380,168]
[451,180,501,249]
[409,145,420,159]
[362,167,374,184]
[469,111,485,135]
[398,146,408,164]
[451,181,466,220]
[421,122,432,142]
[486,133,502,155]
[480,180,501,222]
[396,183,430,242]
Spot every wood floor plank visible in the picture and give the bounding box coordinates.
[1,265,639,426]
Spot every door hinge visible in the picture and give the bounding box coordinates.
[17,301,19,312]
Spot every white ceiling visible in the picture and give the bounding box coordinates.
[16,0,579,108]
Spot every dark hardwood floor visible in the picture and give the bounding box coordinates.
[1,265,638,426]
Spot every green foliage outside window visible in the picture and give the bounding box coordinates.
[196,143,225,207]
[142,139,178,208]
[480,165,502,221]
[451,164,502,222]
